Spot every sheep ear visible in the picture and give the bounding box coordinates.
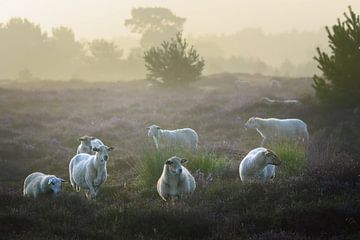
[93,147,100,152]
[107,146,114,151]
[79,137,84,141]
[60,178,66,183]
[265,150,274,156]
[165,160,171,165]
[180,158,188,164]
[48,178,53,185]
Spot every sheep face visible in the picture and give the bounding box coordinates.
[147,125,161,138]
[263,150,281,166]
[79,136,95,148]
[48,177,65,194]
[165,156,187,175]
[93,145,114,164]
[244,117,258,129]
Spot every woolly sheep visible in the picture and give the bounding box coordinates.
[260,97,302,106]
[269,79,281,88]
[239,147,281,183]
[157,156,196,201]
[244,117,309,146]
[77,135,105,154]
[147,125,199,151]
[69,145,114,200]
[23,172,65,198]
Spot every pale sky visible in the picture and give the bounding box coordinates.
[1,0,360,39]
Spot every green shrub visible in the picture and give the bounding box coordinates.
[313,6,360,107]
[143,32,205,86]
[272,142,306,177]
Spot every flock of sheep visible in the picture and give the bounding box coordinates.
[23,115,309,202]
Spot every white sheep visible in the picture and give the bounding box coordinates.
[147,125,199,151]
[69,145,114,200]
[244,117,309,146]
[77,135,104,154]
[239,147,281,183]
[157,156,196,201]
[269,79,281,88]
[260,97,302,106]
[23,172,65,198]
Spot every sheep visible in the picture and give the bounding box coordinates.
[77,135,104,154]
[157,156,196,201]
[244,117,309,146]
[260,97,302,106]
[69,145,114,200]
[269,79,281,88]
[239,147,281,183]
[23,172,65,198]
[147,125,199,151]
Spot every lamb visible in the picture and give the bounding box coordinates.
[157,156,196,201]
[23,172,65,198]
[244,117,309,146]
[69,145,114,200]
[239,147,281,183]
[77,135,104,154]
[147,125,199,151]
[260,97,302,106]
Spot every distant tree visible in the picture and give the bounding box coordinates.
[125,7,185,48]
[313,6,360,106]
[18,68,33,81]
[143,33,205,86]
[89,39,123,62]
[49,27,85,77]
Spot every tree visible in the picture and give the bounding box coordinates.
[143,33,205,86]
[125,7,185,48]
[313,6,360,106]
[89,39,123,62]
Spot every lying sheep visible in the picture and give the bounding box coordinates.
[147,125,199,151]
[157,156,196,201]
[239,147,281,183]
[69,145,114,200]
[23,172,65,198]
[260,97,302,106]
[244,117,309,146]
[77,136,104,154]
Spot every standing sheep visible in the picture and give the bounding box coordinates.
[69,145,114,200]
[244,117,309,146]
[23,172,65,198]
[147,125,199,151]
[239,147,281,183]
[157,156,196,201]
[77,135,105,154]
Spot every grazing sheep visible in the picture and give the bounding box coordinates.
[244,117,309,146]
[269,79,281,88]
[69,145,114,200]
[239,147,281,183]
[77,136,104,154]
[260,97,302,106]
[157,156,196,201]
[147,125,199,151]
[23,172,65,198]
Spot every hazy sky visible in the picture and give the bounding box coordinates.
[1,0,360,39]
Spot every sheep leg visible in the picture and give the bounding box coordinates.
[85,178,97,200]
